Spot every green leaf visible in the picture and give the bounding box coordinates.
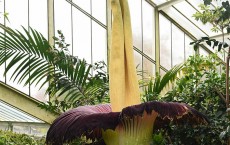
[223,43,229,48]
[0,25,108,108]
[57,30,62,34]
[227,26,230,34]
[201,37,209,40]
[213,41,219,49]
[190,41,196,45]
[206,40,211,47]
[194,44,199,51]
[203,0,212,5]
[218,43,222,51]
[144,63,184,101]
[3,12,10,23]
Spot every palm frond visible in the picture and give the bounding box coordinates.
[143,63,185,101]
[158,63,184,93]
[0,24,105,104]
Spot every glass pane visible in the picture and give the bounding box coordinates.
[163,7,205,39]
[0,64,4,82]
[172,24,184,66]
[0,1,4,30]
[92,21,107,64]
[211,0,225,7]
[129,0,142,49]
[143,1,155,60]
[187,0,204,10]
[72,8,91,64]
[185,35,195,59]
[0,0,4,82]
[160,14,171,69]
[174,1,218,36]
[217,50,225,61]
[160,68,166,76]
[199,48,209,56]
[6,0,28,30]
[72,0,90,13]
[188,0,220,10]
[134,50,142,80]
[30,80,48,102]
[29,0,48,38]
[29,0,48,101]
[5,0,29,94]
[92,0,106,25]
[54,0,72,53]
[154,0,167,5]
[143,58,155,77]
[6,57,29,95]
[0,1,5,82]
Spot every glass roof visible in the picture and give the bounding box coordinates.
[154,0,169,5]
[153,0,229,44]
[0,101,43,123]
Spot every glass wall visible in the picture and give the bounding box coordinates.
[5,0,29,95]
[0,1,4,82]
[55,0,107,68]
[1,0,217,101]
[1,0,214,101]
[0,0,157,100]
[0,122,49,137]
[0,0,48,101]
[159,13,195,74]
[129,0,156,78]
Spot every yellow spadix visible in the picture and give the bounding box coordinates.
[109,0,141,112]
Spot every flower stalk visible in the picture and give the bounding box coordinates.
[109,0,140,112]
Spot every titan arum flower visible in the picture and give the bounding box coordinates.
[46,0,208,145]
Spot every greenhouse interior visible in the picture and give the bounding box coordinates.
[0,0,229,144]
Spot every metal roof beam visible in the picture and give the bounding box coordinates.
[209,33,230,39]
[0,82,58,124]
[145,0,157,7]
[157,0,185,10]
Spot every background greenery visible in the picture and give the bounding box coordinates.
[0,130,45,145]
[148,54,229,145]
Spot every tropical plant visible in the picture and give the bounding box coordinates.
[38,61,109,114]
[191,1,230,143]
[0,130,45,145]
[152,131,167,145]
[0,24,109,113]
[0,1,210,144]
[0,130,87,145]
[142,63,184,102]
[191,0,230,108]
[158,54,229,144]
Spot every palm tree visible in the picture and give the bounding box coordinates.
[0,24,108,107]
